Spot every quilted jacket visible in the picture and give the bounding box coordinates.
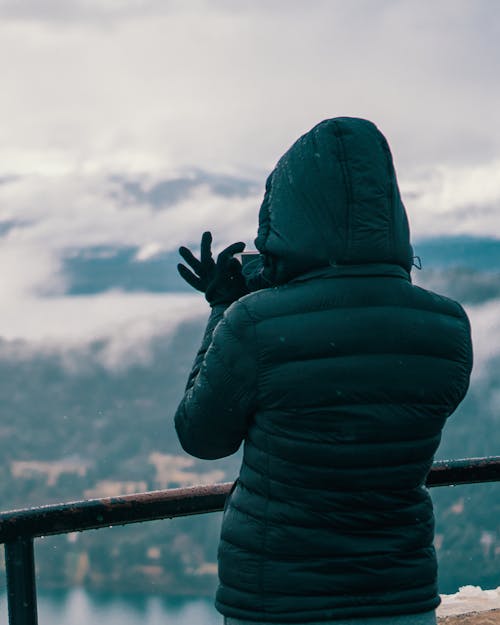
[174,117,473,622]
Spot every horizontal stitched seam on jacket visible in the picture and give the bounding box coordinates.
[235,480,428,518]
[215,597,439,619]
[249,302,466,323]
[245,448,438,472]
[251,423,441,446]
[267,352,466,366]
[220,536,435,563]
[256,401,449,412]
[244,442,434,470]
[228,500,429,534]
[290,272,410,284]
[217,551,436,595]
[254,399,450,416]
[236,476,428,502]
[242,457,426,491]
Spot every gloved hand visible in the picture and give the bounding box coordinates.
[177,231,249,307]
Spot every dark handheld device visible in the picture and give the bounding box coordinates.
[236,251,268,291]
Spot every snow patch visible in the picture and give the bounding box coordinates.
[439,586,500,617]
[134,242,164,261]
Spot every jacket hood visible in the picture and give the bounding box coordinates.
[254,117,413,284]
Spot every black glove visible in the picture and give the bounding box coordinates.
[177,231,250,307]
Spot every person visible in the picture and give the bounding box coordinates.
[174,117,473,625]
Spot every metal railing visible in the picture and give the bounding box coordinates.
[1,456,499,625]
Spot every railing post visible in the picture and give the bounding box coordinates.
[5,537,38,625]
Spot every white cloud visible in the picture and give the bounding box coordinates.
[0,0,499,178]
[401,160,500,239]
[466,298,500,379]
[0,159,497,357]
[0,171,258,354]
[0,173,260,259]
[0,0,499,365]
[0,290,205,367]
[405,161,500,214]
[0,0,208,23]
[134,242,164,261]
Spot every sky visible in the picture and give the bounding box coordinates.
[0,0,499,363]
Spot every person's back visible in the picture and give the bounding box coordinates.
[174,117,472,623]
[214,269,471,622]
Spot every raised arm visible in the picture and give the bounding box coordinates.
[175,300,257,459]
[174,232,256,459]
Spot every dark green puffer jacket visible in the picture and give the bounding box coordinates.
[175,118,473,622]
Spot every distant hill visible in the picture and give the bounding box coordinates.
[62,236,500,296]
[63,247,190,295]
[0,289,498,594]
[413,236,500,272]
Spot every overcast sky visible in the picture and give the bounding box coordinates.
[0,0,499,361]
[1,0,500,174]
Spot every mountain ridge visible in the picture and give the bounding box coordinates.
[61,235,500,296]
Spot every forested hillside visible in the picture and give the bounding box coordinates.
[0,265,498,595]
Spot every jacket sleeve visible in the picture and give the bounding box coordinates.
[174,300,257,460]
[451,302,474,408]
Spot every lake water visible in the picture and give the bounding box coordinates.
[0,589,222,625]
